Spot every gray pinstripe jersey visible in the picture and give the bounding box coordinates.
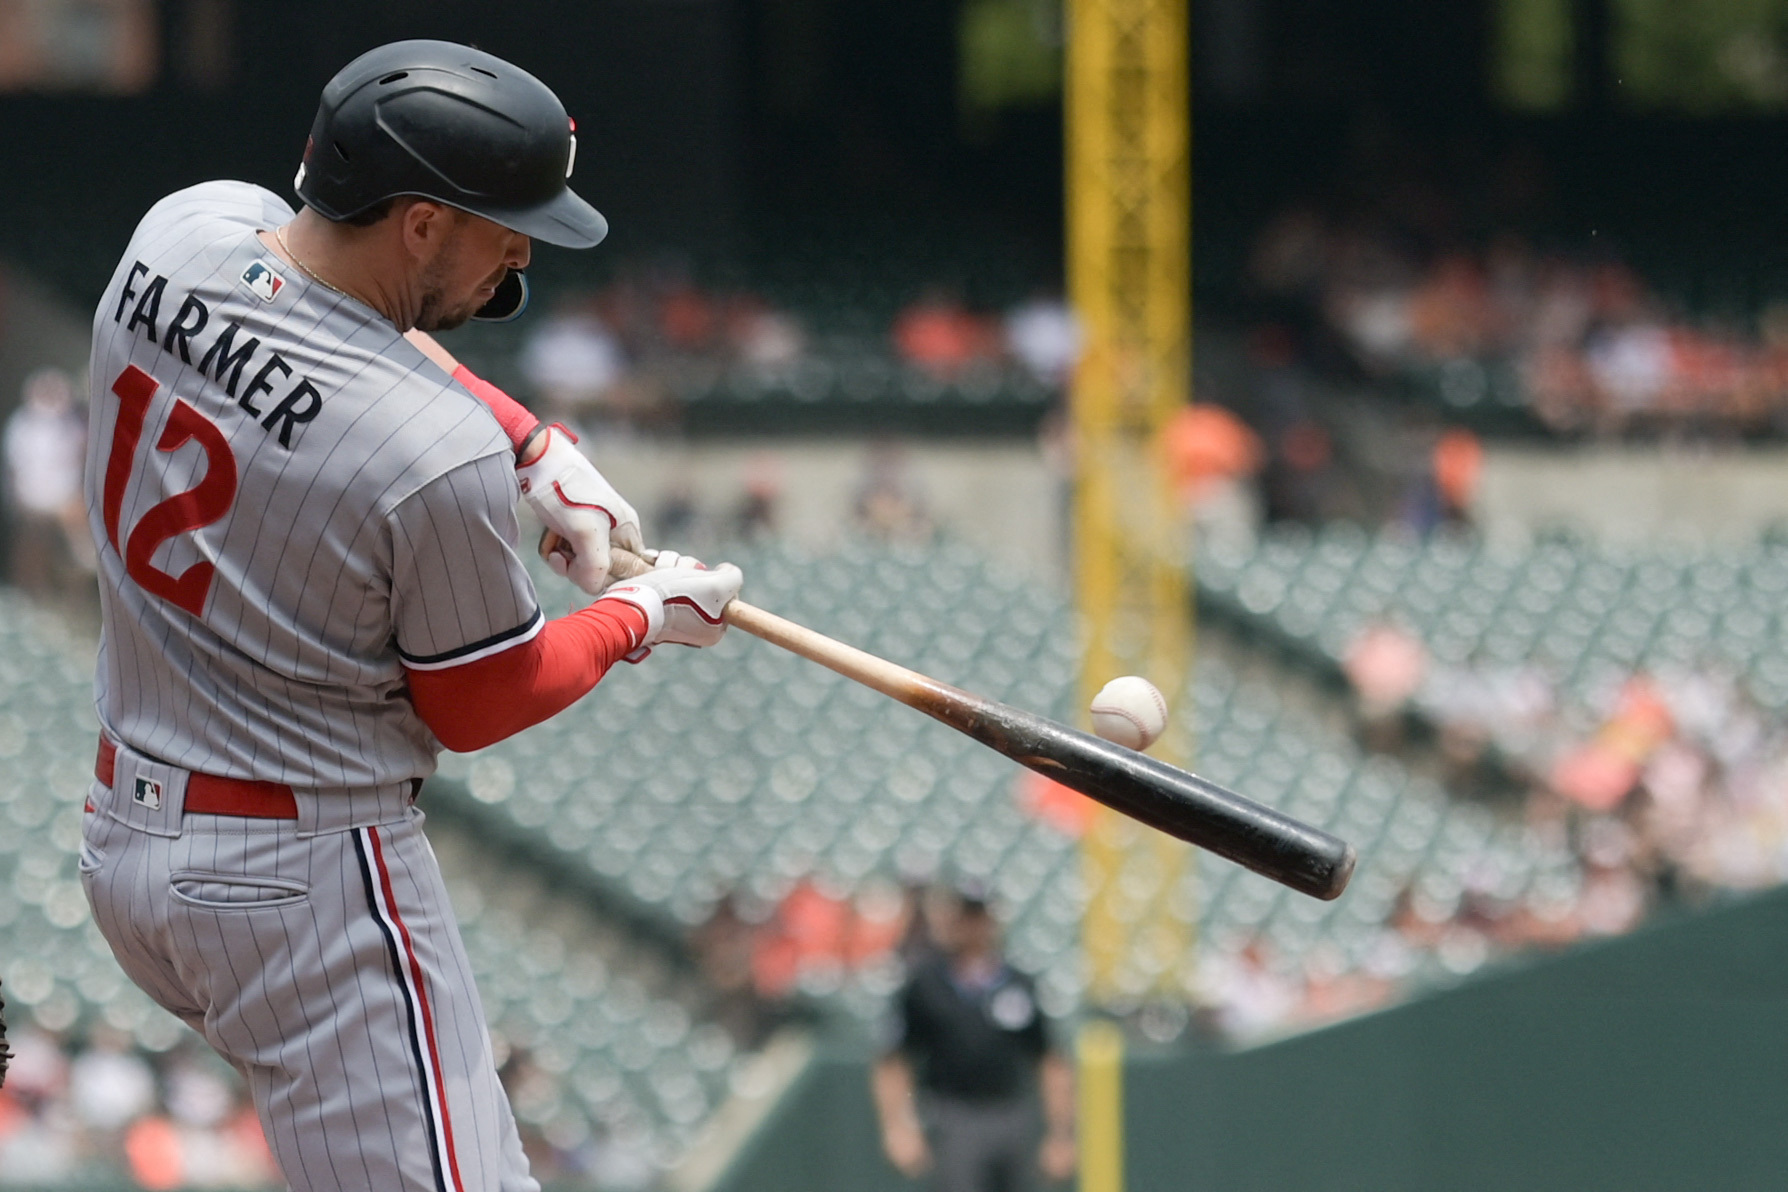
[85,181,542,789]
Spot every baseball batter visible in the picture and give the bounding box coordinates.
[75,41,737,1192]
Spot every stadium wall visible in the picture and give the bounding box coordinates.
[585,438,1063,581]
[715,885,1788,1192]
[1477,446,1788,546]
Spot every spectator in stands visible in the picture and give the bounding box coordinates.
[1003,291,1081,387]
[1263,418,1343,523]
[725,296,806,373]
[692,893,779,1047]
[0,1024,76,1184]
[67,1026,154,1170]
[1161,402,1264,544]
[1550,676,1675,814]
[855,443,933,542]
[873,884,1075,1192]
[3,366,90,601]
[1342,620,1428,750]
[0,1026,285,1190]
[1194,935,1305,1040]
[1407,253,1496,361]
[1247,207,1330,304]
[1248,179,1788,435]
[656,477,702,545]
[729,453,783,541]
[1431,427,1483,528]
[154,1046,277,1188]
[893,288,998,381]
[656,274,719,353]
[519,297,626,426]
[1297,942,1396,1028]
[1574,817,1649,936]
[1585,317,1674,427]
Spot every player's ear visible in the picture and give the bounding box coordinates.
[399,200,457,261]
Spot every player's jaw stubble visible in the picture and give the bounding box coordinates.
[411,237,507,333]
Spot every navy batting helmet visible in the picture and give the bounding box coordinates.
[295,40,607,252]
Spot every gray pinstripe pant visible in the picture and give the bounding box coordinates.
[80,784,537,1192]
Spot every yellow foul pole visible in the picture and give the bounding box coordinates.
[1067,0,1193,1020]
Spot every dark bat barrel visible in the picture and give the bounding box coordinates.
[709,595,1357,900]
[934,693,1356,901]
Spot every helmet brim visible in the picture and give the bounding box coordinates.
[486,185,608,249]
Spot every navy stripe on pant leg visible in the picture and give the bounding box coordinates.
[354,826,450,1192]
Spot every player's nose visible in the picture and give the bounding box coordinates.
[509,234,531,271]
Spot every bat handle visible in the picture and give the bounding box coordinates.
[543,533,762,628]
[539,531,656,581]
[556,534,907,684]
[603,542,654,580]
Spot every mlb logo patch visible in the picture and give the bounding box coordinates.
[132,776,163,811]
[241,260,284,303]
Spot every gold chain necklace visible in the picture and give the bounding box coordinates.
[274,225,359,304]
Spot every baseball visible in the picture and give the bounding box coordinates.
[1089,676,1169,751]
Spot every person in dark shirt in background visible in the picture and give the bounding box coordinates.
[873,885,1076,1191]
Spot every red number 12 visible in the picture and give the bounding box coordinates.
[102,364,239,616]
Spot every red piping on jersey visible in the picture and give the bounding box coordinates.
[405,599,649,752]
[451,364,539,448]
[365,826,467,1192]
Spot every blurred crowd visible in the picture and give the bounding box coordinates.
[0,1022,669,1190]
[515,264,809,429]
[1188,629,1788,1038]
[2,365,94,609]
[1159,390,1483,547]
[0,1026,275,1189]
[1252,206,1788,436]
[1177,589,1788,1046]
[512,261,1075,432]
[488,1040,665,1190]
[692,877,923,1045]
[1346,619,1788,891]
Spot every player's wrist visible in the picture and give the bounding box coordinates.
[450,363,543,450]
[594,582,666,646]
[515,422,551,465]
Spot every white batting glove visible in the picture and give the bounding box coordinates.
[515,424,644,594]
[595,550,743,660]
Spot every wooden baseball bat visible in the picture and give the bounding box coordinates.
[556,535,1356,900]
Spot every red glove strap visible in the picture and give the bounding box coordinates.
[406,600,650,752]
[453,364,540,449]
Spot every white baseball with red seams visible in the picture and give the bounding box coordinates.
[1089,676,1169,750]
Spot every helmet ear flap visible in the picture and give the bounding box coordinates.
[472,269,529,322]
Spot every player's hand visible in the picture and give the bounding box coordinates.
[1039,1131,1076,1182]
[881,1119,931,1178]
[515,424,644,594]
[595,550,743,658]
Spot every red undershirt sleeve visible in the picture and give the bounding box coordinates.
[453,363,541,448]
[406,599,649,752]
